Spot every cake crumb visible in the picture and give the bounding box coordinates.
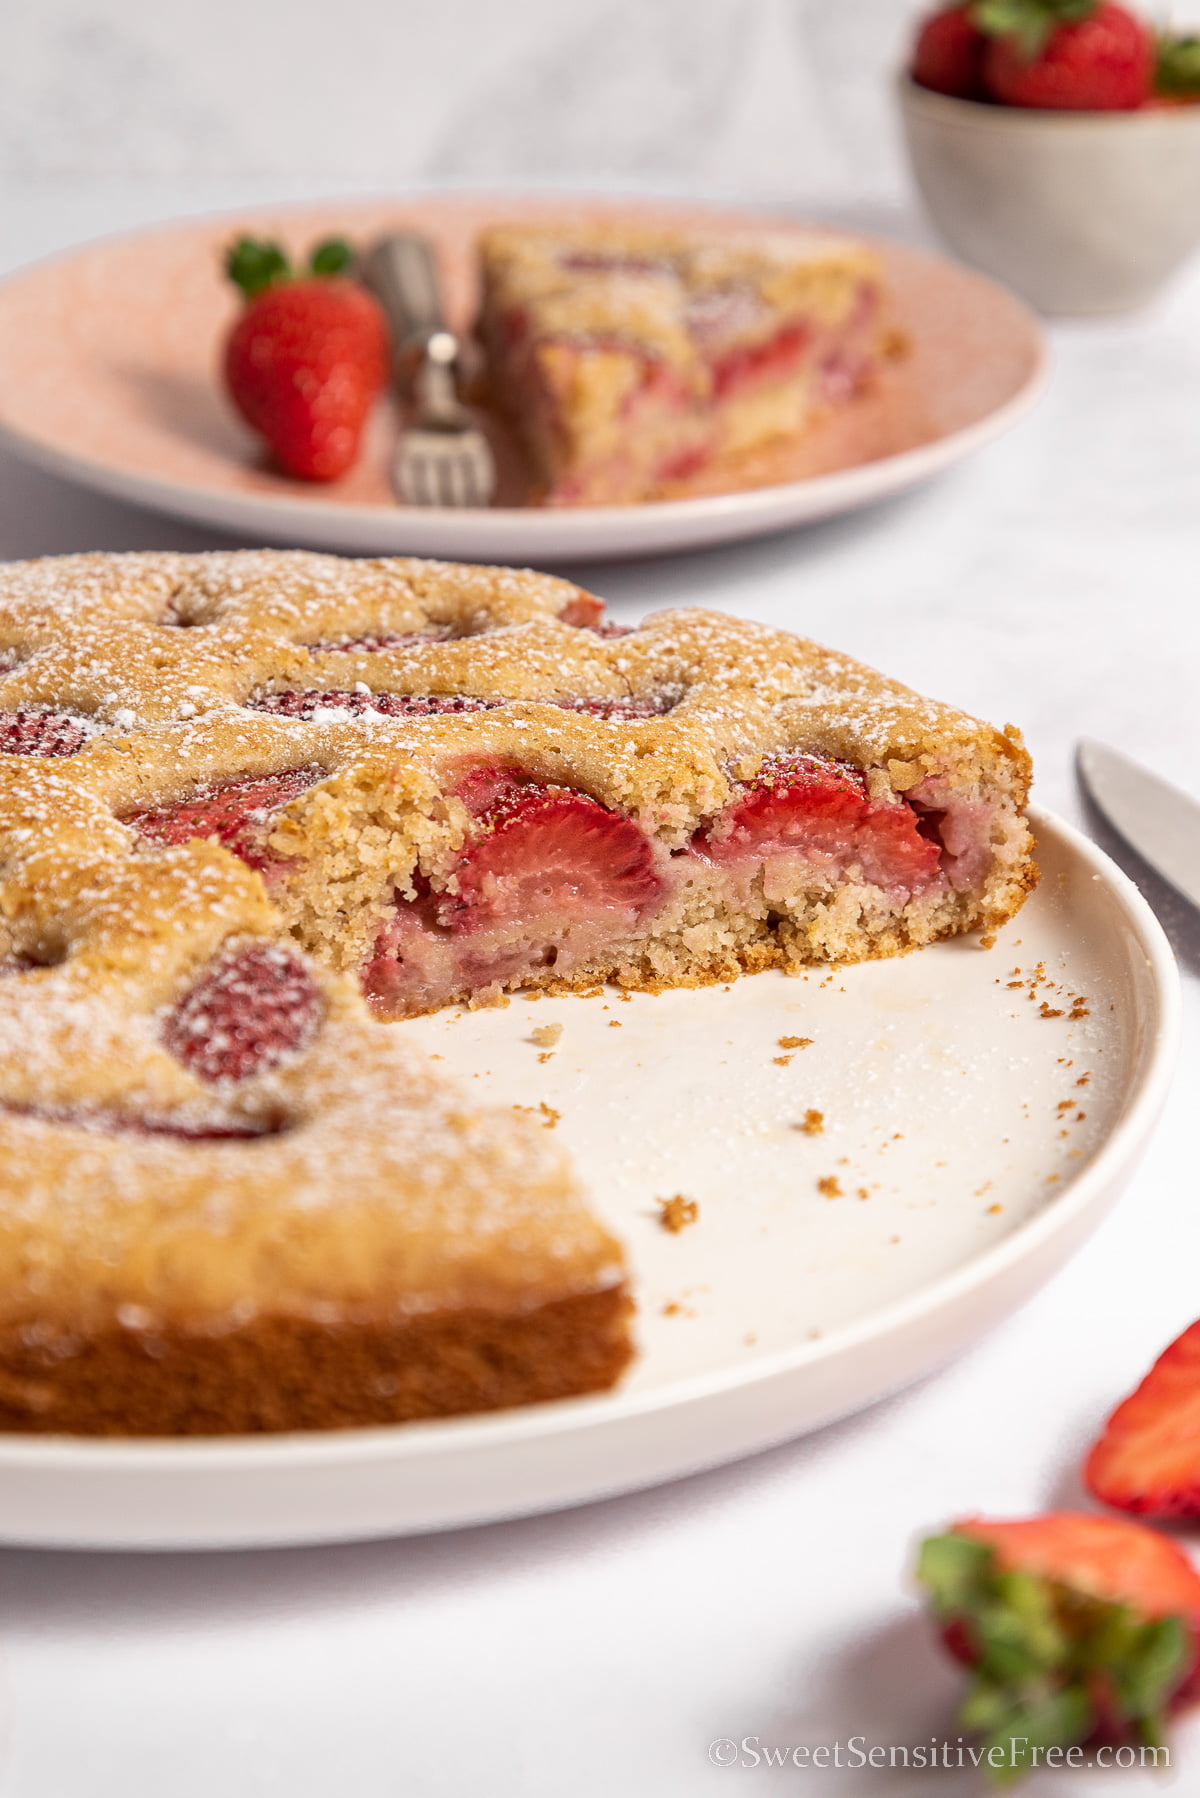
[743,1332,757,1346]
[979,932,997,950]
[986,1203,1003,1215]
[608,1019,622,1028]
[778,1035,812,1050]
[537,1051,554,1064]
[856,1187,870,1201]
[793,1109,824,1136]
[539,1102,559,1128]
[657,1194,699,1234]
[817,1175,842,1199]
[662,1301,682,1317]
[773,1055,792,1067]
[530,1023,562,1048]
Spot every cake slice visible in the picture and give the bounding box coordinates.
[477,220,888,505]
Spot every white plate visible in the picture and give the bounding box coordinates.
[0,195,1049,562]
[0,809,1177,1551]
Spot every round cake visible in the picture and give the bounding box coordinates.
[0,549,1034,1435]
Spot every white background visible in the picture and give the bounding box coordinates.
[3,2,1200,1793]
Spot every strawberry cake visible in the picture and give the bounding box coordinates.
[0,549,1034,1435]
[477,221,890,505]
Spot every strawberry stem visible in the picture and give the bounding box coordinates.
[970,0,1098,62]
[225,237,292,299]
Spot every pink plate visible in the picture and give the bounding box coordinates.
[0,195,1048,562]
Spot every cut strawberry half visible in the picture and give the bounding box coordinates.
[919,1513,1200,1770]
[0,708,89,757]
[248,689,501,721]
[162,943,322,1084]
[123,767,321,876]
[699,752,941,891]
[438,784,662,934]
[1086,1319,1200,1519]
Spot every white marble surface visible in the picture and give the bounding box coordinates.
[3,18,1200,1788]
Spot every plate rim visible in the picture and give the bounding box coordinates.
[0,805,1176,1477]
[0,190,1051,559]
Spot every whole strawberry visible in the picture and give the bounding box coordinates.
[911,7,989,99]
[919,1514,1200,1780]
[223,237,389,482]
[976,0,1153,109]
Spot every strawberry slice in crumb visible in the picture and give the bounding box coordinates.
[699,752,941,892]
[439,784,662,933]
[1086,1319,1200,1518]
[162,943,322,1084]
[123,767,321,876]
[0,708,89,757]
[919,1513,1200,1771]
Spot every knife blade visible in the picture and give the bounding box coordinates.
[1077,739,1200,912]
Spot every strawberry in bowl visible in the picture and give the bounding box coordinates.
[900,2,1200,313]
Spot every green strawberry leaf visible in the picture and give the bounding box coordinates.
[309,238,355,278]
[917,1533,993,1614]
[224,237,292,300]
[1156,34,1200,98]
[980,1685,1094,1787]
[1114,1615,1190,1720]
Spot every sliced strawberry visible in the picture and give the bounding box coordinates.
[558,593,605,629]
[162,943,321,1084]
[699,752,942,892]
[450,760,544,817]
[1086,1320,1200,1519]
[710,320,811,400]
[304,628,456,654]
[0,708,89,757]
[123,767,321,876]
[556,694,672,720]
[919,1514,1200,1769]
[248,689,501,721]
[438,784,662,934]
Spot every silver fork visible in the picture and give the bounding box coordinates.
[363,233,495,509]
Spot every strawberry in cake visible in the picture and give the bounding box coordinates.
[0,549,1035,1435]
[476,222,889,506]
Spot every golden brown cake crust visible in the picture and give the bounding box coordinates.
[0,549,1036,1436]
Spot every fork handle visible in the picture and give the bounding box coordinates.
[364,233,449,363]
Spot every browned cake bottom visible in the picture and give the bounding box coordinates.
[0,1287,634,1437]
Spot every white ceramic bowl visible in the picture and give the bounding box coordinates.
[898,74,1200,314]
